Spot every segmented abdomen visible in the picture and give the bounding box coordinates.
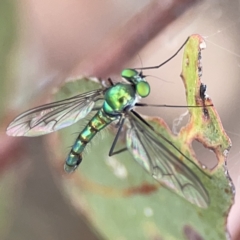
[64,108,117,173]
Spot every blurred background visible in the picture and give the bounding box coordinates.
[1,0,240,239]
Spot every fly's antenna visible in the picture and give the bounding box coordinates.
[136,53,143,69]
[144,74,174,83]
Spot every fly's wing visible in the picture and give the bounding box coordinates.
[126,111,209,208]
[7,89,104,136]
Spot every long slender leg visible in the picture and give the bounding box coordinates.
[135,103,213,108]
[109,117,128,156]
[134,37,189,70]
[130,109,153,129]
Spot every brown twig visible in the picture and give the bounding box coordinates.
[70,0,201,79]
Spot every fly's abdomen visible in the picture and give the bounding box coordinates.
[64,108,116,173]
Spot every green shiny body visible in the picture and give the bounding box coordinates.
[65,82,140,172]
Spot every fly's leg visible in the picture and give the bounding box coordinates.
[108,78,114,86]
[109,117,128,156]
[100,77,114,88]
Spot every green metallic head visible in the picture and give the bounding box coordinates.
[121,68,150,98]
[121,68,138,80]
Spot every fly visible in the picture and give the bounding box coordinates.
[6,37,209,208]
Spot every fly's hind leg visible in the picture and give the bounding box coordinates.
[109,117,128,156]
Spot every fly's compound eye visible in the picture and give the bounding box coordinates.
[121,68,138,80]
[136,81,150,98]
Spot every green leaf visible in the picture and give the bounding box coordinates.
[0,0,18,117]
[51,35,234,240]
[0,0,24,238]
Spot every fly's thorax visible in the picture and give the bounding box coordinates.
[103,83,136,115]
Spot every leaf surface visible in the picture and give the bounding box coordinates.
[51,35,234,240]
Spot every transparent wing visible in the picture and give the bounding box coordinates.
[7,89,104,136]
[126,111,209,208]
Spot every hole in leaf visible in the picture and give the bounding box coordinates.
[192,140,218,170]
